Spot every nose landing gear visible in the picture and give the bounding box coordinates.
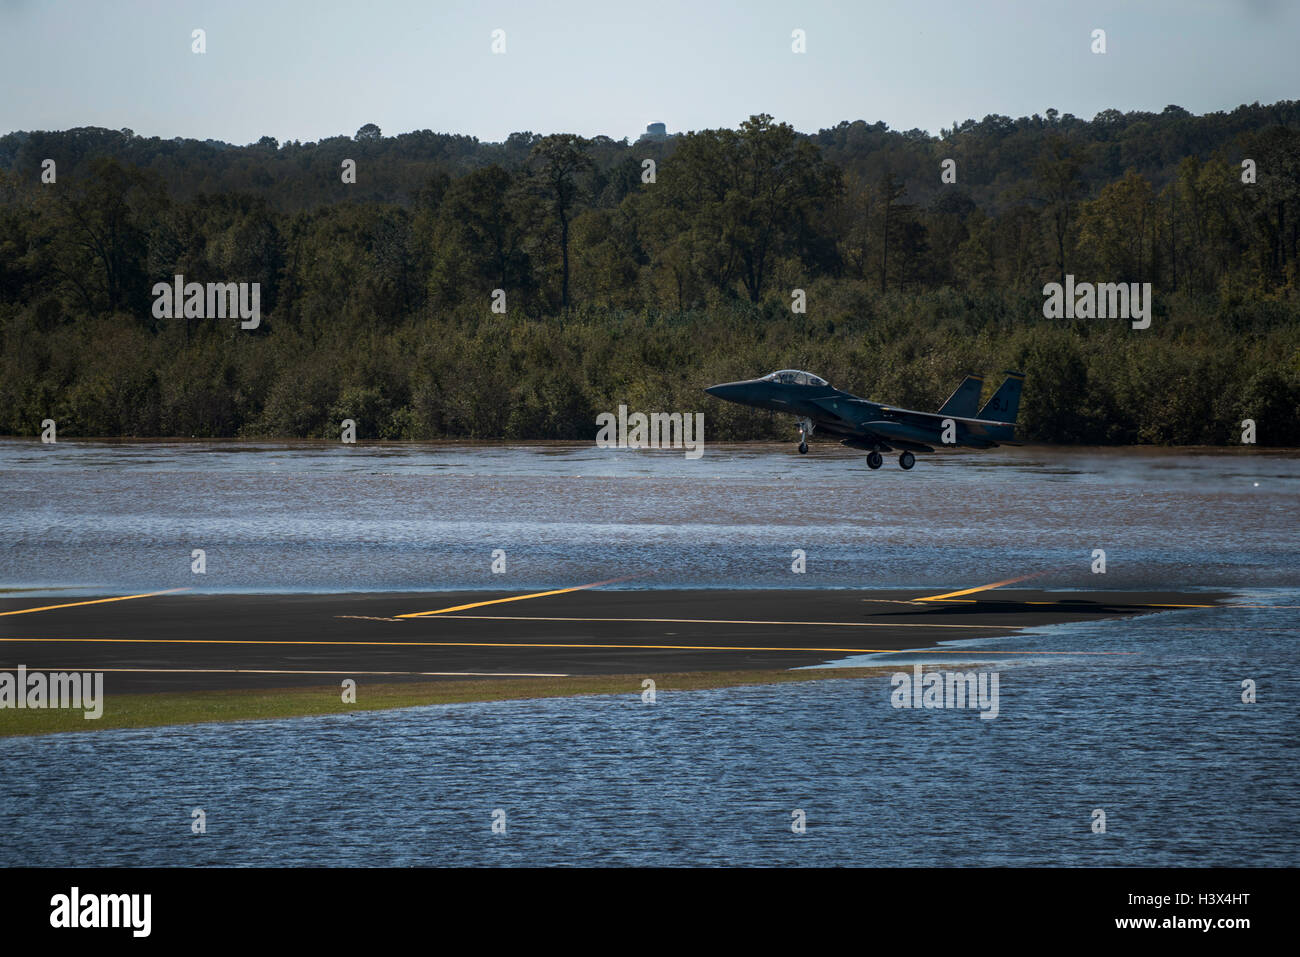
[797,418,814,454]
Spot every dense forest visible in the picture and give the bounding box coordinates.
[1,101,1298,444]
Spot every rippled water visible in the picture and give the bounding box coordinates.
[2,598,1296,866]
[1,439,1296,593]
[0,440,1296,865]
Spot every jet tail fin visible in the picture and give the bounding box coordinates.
[976,371,1025,424]
[937,375,984,418]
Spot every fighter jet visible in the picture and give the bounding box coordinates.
[704,369,1024,470]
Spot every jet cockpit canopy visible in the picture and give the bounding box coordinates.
[762,369,829,386]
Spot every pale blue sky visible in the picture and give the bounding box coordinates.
[1,0,1296,143]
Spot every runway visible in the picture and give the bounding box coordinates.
[0,586,1225,693]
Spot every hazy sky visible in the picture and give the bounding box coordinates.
[2,0,1297,144]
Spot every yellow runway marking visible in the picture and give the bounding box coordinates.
[0,636,1130,654]
[913,572,1053,602]
[0,588,190,617]
[920,599,1215,608]
[396,576,636,618]
[414,614,1001,628]
[911,572,1220,608]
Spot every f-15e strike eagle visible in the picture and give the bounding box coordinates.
[704,370,1024,470]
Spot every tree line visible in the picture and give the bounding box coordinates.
[1,103,1298,443]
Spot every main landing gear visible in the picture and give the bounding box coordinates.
[865,449,915,470]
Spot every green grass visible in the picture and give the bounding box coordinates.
[0,667,906,737]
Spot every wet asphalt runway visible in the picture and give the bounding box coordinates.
[0,587,1224,693]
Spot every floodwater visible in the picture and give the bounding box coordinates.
[0,440,1296,865]
[1,609,1296,866]
[0,439,1295,593]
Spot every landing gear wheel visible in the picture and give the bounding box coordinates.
[866,451,883,469]
[899,451,916,470]
[798,441,808,454]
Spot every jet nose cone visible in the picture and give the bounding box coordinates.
[705,380,748,400]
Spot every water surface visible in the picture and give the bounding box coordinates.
[1,440,1295,866]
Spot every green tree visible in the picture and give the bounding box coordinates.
[1077,169,1156,282]
[34,158,165,315]
[1033,135,1087,284]
[646,114,839,303]
[429,165,538,311]
[529,134,593,312]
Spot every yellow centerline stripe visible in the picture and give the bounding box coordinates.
[0,637,1130,654]
[884,598,1215,609]
[411,615,1001,628]
[396,576,636,618]
[0,588,190,617]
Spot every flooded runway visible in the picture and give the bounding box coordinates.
[0,587,1222,692]
[1,440,1297,866]
[0,439,1295,595]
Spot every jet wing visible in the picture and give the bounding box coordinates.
[807,392,1019,450]
[827,402,1011,449]
[843,400,1008,434]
